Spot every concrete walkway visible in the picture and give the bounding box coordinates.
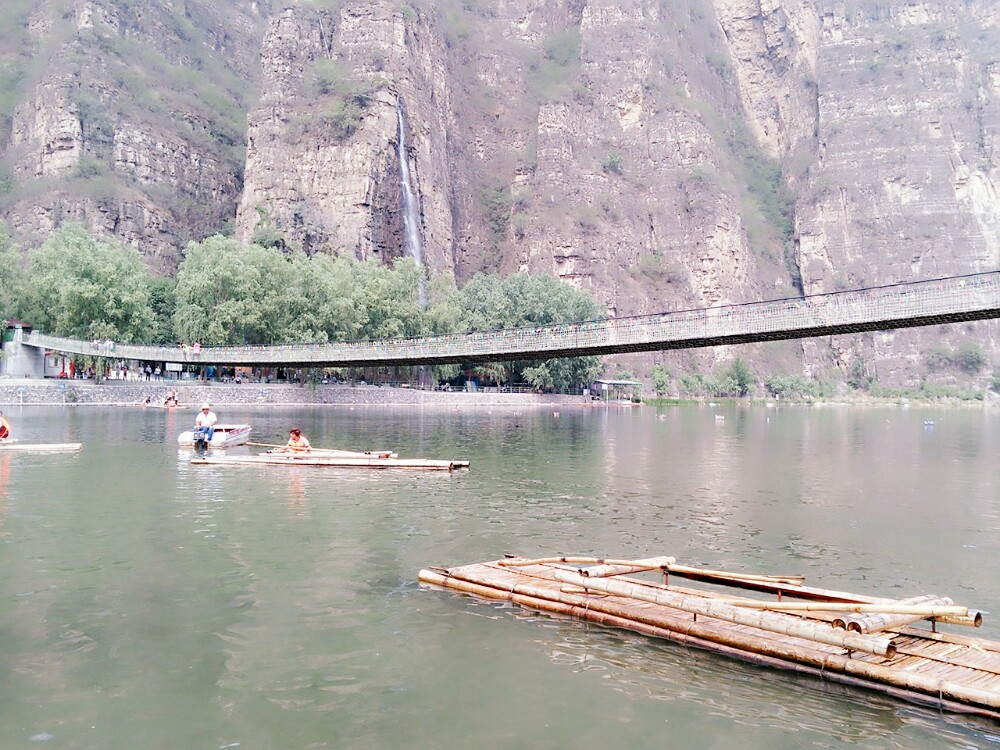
[0,380,586,407]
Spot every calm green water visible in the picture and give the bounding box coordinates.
[1,403,999,749]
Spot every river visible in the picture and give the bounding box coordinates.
[1,403,998,749]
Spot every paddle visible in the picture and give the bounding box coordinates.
[246,441,398,459]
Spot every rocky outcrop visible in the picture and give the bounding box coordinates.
[1,0,270,272]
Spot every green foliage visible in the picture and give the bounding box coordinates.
[924,342,987,374]
[924,345,951,370]
[173,235,294,345]
[323,97,368,140]
[147,276,176,344]
[0,222,22,322]
[679,372,705,396]
[954,343,987,374]
[634,250,683,283]
[992,371,1000,393]
[724,358,755,396]
[250,226,288,251]
[306,59,378,141]
[764,374,820,400]
[478,183,511,247]
[602,152,624,175]
[457,272,605,392]
[172,237,423,347]
[21,224,154,341]
[526,28,582,102]
[651,365,671,397]
[355,257,424,339]
[847,358,875,391]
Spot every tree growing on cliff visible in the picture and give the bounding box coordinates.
[20,224,154,341]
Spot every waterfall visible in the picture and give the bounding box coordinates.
[396,98,425,305]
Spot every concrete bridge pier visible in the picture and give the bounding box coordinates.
[1,325,45,378]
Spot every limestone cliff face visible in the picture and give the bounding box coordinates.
[1,0,270,272]
[236,0,789,375]
[3,0,999,387]
[235,5,455,273]
[791,2,1000,383]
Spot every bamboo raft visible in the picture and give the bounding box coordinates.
[192,454,469,471]
[0,440,82,452]
[418,555,1000,719]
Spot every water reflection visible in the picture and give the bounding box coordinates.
[0,404,997,749]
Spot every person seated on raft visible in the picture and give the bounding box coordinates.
[283,427,312,453]
[0,411,10,440]
[163,390,179,407]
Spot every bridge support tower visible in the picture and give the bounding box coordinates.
[1,324,45,379]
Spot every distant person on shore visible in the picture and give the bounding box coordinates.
[194,403,217,443]
[0,412,10,440]
[284,427,312,453]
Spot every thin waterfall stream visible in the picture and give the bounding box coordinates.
[396,98,425,305]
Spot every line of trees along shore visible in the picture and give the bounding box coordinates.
[0,223,604,392]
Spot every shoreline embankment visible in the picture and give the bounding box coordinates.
[0,380,587,408]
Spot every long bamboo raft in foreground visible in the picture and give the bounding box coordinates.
[192,454,469,471]
[418,555,1000,719]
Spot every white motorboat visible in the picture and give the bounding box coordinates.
[177,424,252,449]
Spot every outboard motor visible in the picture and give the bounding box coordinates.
[192,425,211,452]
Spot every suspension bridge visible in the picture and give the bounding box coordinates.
[13,272,1000,371]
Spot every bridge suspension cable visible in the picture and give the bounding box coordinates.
[25,272,1000,368]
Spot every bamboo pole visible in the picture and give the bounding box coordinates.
[832,596,954,632]
[550,570,897,658]
[706,599,969,618]
[503,556,804,586]
[498,556,984,627]
[250,441,398,458]
[577,557,676,577]
[665,564,805,587]
[500,556,657,567]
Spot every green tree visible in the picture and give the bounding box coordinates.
[422,271,463,383]
[21,224,154,341]
[651,364,671,397]
[173,235,293,345]
[355,257,424,340]
[725,358,755,397]
[147,276,177,344]
[457,272,604,392]
[0,222,22,323]
[954,343,986,374]
[282,252,364,343]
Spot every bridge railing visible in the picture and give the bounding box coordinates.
[25,272,1000,366]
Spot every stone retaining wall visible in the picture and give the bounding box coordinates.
[0,381,586,407]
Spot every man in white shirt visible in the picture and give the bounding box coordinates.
[194,403,218,444]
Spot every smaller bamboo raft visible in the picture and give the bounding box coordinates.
[0,440,82,452]
[192,454,468,471]
[418,555,1000,719]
